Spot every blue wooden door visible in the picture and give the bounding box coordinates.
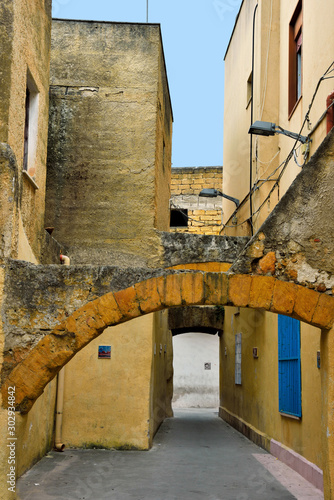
[278,315,302,417]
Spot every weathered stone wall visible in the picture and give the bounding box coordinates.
[0,1,54,496]
[168,306,224,334]
[161,232,249,267]
[1,232,248,380]
[45,20,172,268]
[151,310,173,438]
[0,0,14,143]
[170,166,223,235]
[232,129,334,294]
[0,0,51,262]
[154,41,173,231]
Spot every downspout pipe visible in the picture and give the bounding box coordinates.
[54,254,70,451]
[54,367,65,451]
[249,2,258,236]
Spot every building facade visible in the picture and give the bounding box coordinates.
[221,0,334,490]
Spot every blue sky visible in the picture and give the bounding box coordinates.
[52,0,242,168]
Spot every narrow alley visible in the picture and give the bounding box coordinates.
[17,409,323,500]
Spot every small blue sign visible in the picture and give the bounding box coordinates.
[98,346,111,359]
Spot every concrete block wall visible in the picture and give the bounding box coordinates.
[170,166,223,235]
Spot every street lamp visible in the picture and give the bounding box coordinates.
[199,188,240,207]
[248,120,308,144]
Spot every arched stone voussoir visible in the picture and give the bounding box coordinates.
[1,271,333,413]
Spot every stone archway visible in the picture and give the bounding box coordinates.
[2,271,332,414]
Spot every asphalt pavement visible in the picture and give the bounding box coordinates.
[17,408,323,500]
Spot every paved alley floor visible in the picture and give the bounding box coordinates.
[17,409,323,500]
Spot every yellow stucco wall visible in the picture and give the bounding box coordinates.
[61,315,156,450]
[220,308,322,467]
[15,381,57,476]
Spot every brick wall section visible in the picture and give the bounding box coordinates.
[170,166,223,235]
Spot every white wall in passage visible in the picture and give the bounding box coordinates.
[172,332,219,408]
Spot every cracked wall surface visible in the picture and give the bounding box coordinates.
[231,129,334,294]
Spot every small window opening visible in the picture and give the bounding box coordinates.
[246,71,252,108]
[170,209,188,227]
[23,71,39,177]
[288,1,302,116]
[326,91,334,134]
[162,139,166,173]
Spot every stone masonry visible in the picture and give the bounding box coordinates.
[170,167,223,235]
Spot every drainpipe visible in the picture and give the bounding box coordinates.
[54,367,65,451]
[249,2,258,236]
[54,254,70,451]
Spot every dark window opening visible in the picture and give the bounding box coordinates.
[170,209,188,227]
[23,88,30,171]
[288,0,302,116]
[246,71,252,108]
[162,139,166,173]
[327,92,334,134]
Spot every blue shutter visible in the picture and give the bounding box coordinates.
[278,315,301,417]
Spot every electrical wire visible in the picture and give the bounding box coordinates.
[293,148,304,168]
[220,61,334,232]
[255,146,280,166]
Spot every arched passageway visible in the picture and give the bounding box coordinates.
[2,271,333,413]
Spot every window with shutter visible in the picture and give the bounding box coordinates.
[278,315,302,418]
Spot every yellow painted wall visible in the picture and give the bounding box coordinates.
[61,315,156,450]
[15,381,57,476]
[220,307,322,467]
